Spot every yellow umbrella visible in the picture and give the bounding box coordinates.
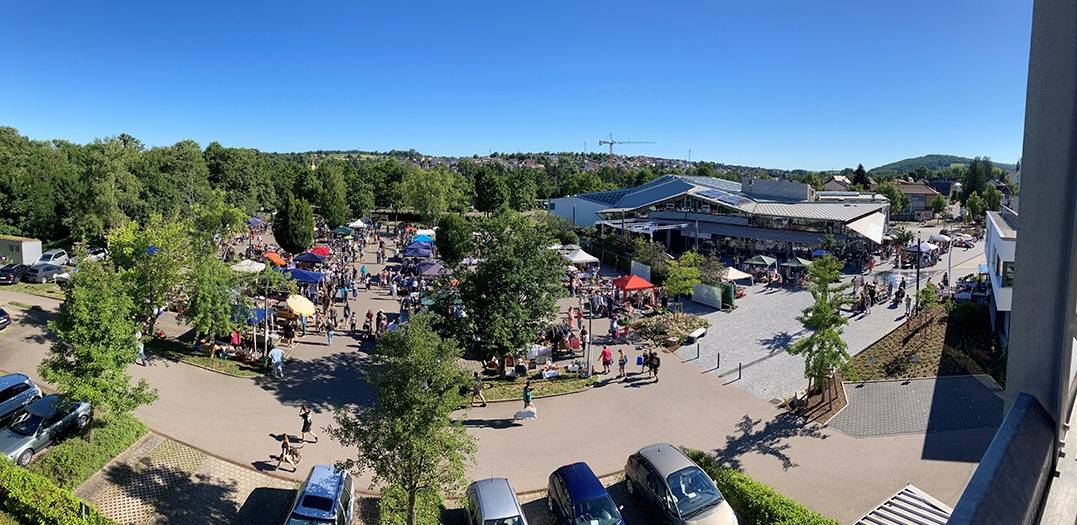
[285,295,316,317]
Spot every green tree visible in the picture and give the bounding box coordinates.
[435,214,473,266]
[273,193,315,254]
[930,194,947,220]
[109,214,193,331]
[875,180,909,219]
[458,213,563,364]
[474,167,510,214]
[982,185,1003,212]
[664,252,702,298]
[916,282,939,312]
[180,255,239,344]
[318,161,350,227]
[786,255,851,395]
[67,137,143,242]
[965,192,986,223]
[204,142,274,213]
[397,167,469,222]
[851,163,870,187]
[327,315,474,525]
[41,261,157,415]
[189,189,247,251]
[344,168,376,218]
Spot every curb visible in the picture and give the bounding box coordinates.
[147,352,264,380]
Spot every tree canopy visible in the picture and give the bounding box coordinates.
[273,193,315,254]
[786,255,851,393]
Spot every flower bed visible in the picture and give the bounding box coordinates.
[634,312,709,348]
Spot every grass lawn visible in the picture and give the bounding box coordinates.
[482,372,596,402]
[0,511,19,525]
[0,282,64,300]
[146,338,265,378]
[845,303,1004,386]
[29,413,148,490]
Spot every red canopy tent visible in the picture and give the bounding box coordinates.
[310,246,331,257]
[613,274,655,291]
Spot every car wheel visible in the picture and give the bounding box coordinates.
[76,414,89,430]
[16,450,32,467]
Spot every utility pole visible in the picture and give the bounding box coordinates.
[915,232,922,311]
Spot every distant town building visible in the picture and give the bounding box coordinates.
[550,174,889,255]
[984,206,1017,344]
[821,175,852,191]
[893,181,942,221]
[926,179,961,199]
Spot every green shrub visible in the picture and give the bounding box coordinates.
[683,449,839,525]
[29,413,148,490]
[0,457,116,524]
[377,484,443,525]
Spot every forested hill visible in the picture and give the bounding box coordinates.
[871,154,1016,174]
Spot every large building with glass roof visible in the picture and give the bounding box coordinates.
[549,174,890,255]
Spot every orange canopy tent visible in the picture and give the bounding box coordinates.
[613,274,655,291]
[262,252,286,266]
[310,246,331,257]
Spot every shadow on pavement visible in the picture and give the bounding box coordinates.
[922,375,1005,462]
[252,350,378,412]
[711,413,829,471]
[235,487,296,524]
[757,329,806,353]
[102,462,240,524]
[459,417,522,429]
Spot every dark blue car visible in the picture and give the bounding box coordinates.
[547,462,624,525]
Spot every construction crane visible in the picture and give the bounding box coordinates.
[598,133,655,156]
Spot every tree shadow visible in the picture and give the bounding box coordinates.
[756,329,806,353]
[711,413,829,471]
[458,417,522,429]
[252,349,378,412]
[101,461,242,524]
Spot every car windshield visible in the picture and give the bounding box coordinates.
[285,517,333,525]
[667,467,723,518]
[485,517,522,525]
[9,411,44,436]
[572,495,621,525]
[0,265,13,272]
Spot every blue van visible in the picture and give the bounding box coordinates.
[285,465,354,525]
[547,462,624,525]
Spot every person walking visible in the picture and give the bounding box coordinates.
[651,351,662,382]
[471,372,487,407]
[275,434,299,472]
[522,381,534,409]
[904,294,912,316]
[299,406,318,443]
[135,330,147,366]
[349,313,357,336]
[642,350,652,378]
[617,349,627,379]
[326,323,334,347]
[268,344,285,378]
[600,346,612,375]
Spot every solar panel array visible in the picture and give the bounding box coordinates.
[696,188,750,207]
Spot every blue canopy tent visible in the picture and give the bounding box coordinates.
[403,243,433,258]
[247,216,265,227]
[418,260,448,276]
[811,248,831,257]
[285,268,325,284]
[294,252,326,264]
[231,305,267,326]
[413,234,434,244]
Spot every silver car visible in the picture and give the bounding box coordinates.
[0,374,40,422]
[0,394,91,466]
[466,477,528,525]
[625,443,738,525]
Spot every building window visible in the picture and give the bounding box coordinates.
[1002,261,1014,287]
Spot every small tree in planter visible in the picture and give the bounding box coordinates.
[786,256,851,401]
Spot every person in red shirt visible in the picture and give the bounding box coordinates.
[600,346,613,374]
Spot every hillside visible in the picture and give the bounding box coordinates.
[871,154,1016,174]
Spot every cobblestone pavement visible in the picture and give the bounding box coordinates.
[78,434,297,525]
[679,239,987,402]
[830,376,1005,437]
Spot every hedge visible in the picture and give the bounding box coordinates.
[378,485,444,525]
[0,457,116,525]
[683,449,840,525]
[29,413,148,490]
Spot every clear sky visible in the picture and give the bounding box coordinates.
[2,0,1032,170]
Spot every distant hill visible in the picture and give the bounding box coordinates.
[871,154,1016,174]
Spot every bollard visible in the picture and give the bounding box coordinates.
[696,342,700,360]
[738,362,742,380]
[717,353,721,370]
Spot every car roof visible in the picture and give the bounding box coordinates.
[555,462,607,501]
[27,394,68,416]
[42,249,64,254]
[293,465,345,520]
[29,263,59,270]
[471,478,521,519]
[637,443,696,477]
[0,374,30,389]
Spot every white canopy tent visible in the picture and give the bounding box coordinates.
[906,241,939,253]
[231,259,266,274]
[414,228,436,238]
[722,267,753,282]
[561,248,599,265]
[348,218,367,228]
[929,233,952,243]
[846,212,886,244]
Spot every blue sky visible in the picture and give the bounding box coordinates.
[2,1,1032,170]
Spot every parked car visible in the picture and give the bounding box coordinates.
[54,266,78,284]
[0,394,91,466]
[23,264,61,283]
[85,247,109,263]
[284,464,354,525]
[548,462,624,525]
[0,374,40,423]
[0,308,9,331]
[36,249,68,266]
[466,477,528,525]
[0,264,29,285]
[625,444,737,525]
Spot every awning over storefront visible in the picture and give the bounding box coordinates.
[846,212,886,244]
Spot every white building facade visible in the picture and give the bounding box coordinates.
[985,207,1017,343]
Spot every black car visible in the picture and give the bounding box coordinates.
[0,309,9,331]
[0,264,28,285]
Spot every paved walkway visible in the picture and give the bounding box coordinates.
[831,376,1004,437]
